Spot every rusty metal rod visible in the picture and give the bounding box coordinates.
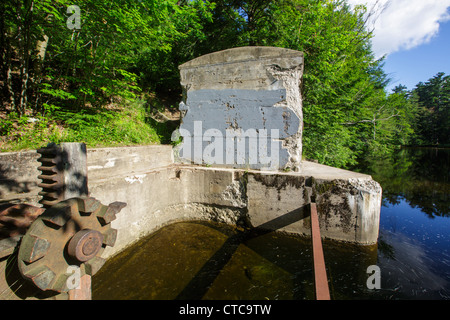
[310,202,331,300]
[68,275,92,300]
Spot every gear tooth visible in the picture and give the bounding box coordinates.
[17,197,122,294]
[19,235,50,263]
[96,206,116,225]
[40,198,62,208]
[37,144,58,156]
[41,204,72,228]
[77,197,101,215]
[22,265,56,291]
[108,202,127,214]
[51,273,70,293]
[38,190,61,199]
[37,157,59,165]
[102,228,118,247]
[84,256,106,276]
[95,202,126,225]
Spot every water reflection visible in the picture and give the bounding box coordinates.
[355,147,450,299]
[378,230,450,299]
[355,147,450,218]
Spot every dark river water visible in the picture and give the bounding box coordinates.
[353,147,450,299]
[92,147,450,300]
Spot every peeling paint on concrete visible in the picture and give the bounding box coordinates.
[125,174,147,184]
[177,46,304,171]
[88,158,116,170]
[104,158,116,168]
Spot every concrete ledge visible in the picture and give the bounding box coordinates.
[89,162,381,259]
[1,145,382,261]
[87,145,174,182]
[0,145,174,206]
[246,163,381,244]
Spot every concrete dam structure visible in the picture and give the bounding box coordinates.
[176,46,304,172]
[0,47,382,300]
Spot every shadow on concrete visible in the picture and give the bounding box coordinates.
[0,163,36,204]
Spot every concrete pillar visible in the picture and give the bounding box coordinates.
[176,46,304,172]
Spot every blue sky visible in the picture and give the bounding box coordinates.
[383,20,450,92]
[347,0,450,93]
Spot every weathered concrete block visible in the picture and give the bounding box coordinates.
[246,162,382,245]
[246,173,311,235]
[176,46,304,171]
[312,177,382,244]
[59,142,88,199]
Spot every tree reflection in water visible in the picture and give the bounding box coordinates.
[354,147,449,218]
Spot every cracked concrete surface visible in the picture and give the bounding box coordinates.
[176,46,304,171]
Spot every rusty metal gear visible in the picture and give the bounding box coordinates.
[17,197,126,293]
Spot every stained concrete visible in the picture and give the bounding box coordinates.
[0,46,383,298]
[52,142,88,201]
[245,162,382,244]
[176,46,304,171]
[83,146,381,257]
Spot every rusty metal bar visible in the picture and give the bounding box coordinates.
[68,275,92,300]
[310,202,331,300]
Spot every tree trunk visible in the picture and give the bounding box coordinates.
[6,56,16,111]
[2,27,16,111]
[34,34,49,113]
[17,0,34,116]
[35,34,49,75]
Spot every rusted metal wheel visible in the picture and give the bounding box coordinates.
[0,204,45,239]
[17,197,126,293]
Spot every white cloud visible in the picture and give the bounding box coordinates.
[347,0,450,57]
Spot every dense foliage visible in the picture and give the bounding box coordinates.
[411,72,450,146]
[0,0,448,167]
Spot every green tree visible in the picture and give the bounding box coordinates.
[413,72,450,145]
[269,0,388,166]
[134,0,214,93]
[2,0,436,163]
[0,0,70,116]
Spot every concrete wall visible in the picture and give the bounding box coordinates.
[1,144,382,261]
[0,150,41,206]
[86,145,381,255]
[176,46,304,171]
[86,146,247,257]
[0,145,174,207]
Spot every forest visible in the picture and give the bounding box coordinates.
[1,0,449,169]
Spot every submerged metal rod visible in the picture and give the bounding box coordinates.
[310,202,331,300]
